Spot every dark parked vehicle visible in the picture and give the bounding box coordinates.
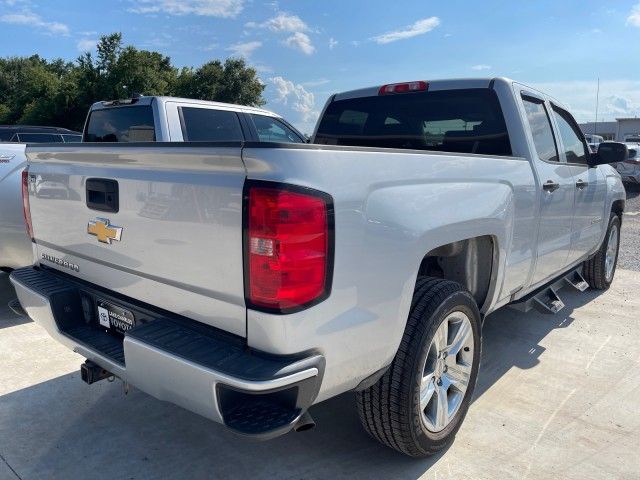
[0,125,82,143]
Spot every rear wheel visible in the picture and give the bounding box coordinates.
[583,213,621,290]
[355,277,481,457]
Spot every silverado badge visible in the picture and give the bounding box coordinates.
[87,218,123,244]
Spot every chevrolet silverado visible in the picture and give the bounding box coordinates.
[11,78,628,457]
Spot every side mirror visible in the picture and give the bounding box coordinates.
[590,142,628,166]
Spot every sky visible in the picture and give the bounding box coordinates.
[1,0,640,133]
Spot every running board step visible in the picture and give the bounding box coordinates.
[532,287,564,314]
[564,270,589,292]
[509,267,588,314]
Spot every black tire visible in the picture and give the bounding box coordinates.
[355,277,482,457]
[583,213,621,290]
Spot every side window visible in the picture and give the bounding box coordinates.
[179,107,243,142]
[522,96,559,162]
[251,114,303,143]
[551,107,589,164]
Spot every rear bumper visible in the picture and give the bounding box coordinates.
[10,266,324,439]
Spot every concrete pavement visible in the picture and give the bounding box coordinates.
[1,270,639,480]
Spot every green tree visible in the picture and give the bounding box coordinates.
[0,33,266,131]
[175,59,266,107]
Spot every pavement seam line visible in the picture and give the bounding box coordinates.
[0,452,22,480]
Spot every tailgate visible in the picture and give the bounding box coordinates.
[25,144,247,337]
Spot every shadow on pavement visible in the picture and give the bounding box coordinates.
[476,285,603,399]
[0,282,606,480]
[0,273,31,330]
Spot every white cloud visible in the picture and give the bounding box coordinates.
[246,12,310,32]
[265,12,308,32]
[372,16,440,44]
[77,38,97,51]
[627,3,640,27]
[246,11,315,55]
[226,40,262,58]
[129,0,244,18]
[0,11,69,35]
[605,95,635,115]
[284,32,315,55]
[269,76,316,122]
[471,64,491,71]
[328,37,338,49]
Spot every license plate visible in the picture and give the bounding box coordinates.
[97,300,135,334]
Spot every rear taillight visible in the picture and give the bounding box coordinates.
[379,81,428,95]
[21,169,34,241]
[245,182,333,313]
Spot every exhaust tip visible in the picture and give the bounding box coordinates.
[293,411,316,432]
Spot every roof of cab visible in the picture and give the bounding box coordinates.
[332,78,507,101]
[88,96,281,117]
[330,76,569,112]
[0,125,80,134]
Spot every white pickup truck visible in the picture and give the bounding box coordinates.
[11,78,628,457]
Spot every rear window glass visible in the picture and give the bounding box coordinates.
[0,131,12,141]
[179,107,243,142]
[315,88,512,156]
[17,133,63,143]
[84,106,155,142]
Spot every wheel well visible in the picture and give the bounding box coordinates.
[418,236,495,308]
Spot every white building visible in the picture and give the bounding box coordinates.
[580,118,640,142]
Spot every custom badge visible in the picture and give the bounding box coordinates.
[87,218,123,244]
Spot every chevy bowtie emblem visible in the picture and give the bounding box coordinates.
[87,218,123,244]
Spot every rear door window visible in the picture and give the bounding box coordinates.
[179,107,243,142]
[84,106,156,142]
[551,106,589,164]
[315,88,512,156]
[522,97,559,162]
[250,114,304,143]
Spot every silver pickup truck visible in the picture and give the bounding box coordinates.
[11,78,628,457]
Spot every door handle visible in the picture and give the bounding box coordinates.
[542,180,560,193]
[86,178,119,213]
[575,179,589,190]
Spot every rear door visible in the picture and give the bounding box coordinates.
[520,94,576,285]
[550,104,607,263]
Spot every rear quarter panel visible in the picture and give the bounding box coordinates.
[243,145,537,401]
